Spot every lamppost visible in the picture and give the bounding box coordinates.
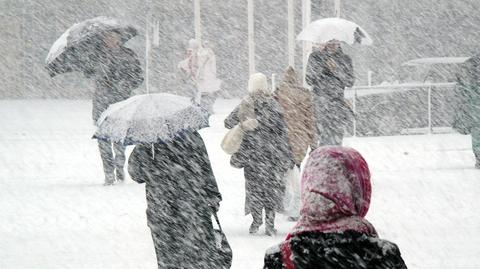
[302,0,311,86]
[247,0,255,75]
[287,0,295,68]
[335,0,341,17]
[194,0,202,43]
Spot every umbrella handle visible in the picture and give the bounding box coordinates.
[151,143,155,159]
[213,212,223,232]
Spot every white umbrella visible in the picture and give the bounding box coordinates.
[94,93,209,145]
[297,17,373,45]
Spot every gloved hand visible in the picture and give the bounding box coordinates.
[240,118,259,131]
[209,198,221,213]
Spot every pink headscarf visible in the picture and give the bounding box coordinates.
[290,146,377,237]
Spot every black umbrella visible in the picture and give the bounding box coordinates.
[45,16,137,77]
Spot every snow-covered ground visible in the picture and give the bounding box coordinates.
[1,99,479,269]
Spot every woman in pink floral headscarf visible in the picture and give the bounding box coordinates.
[264,146,407,269]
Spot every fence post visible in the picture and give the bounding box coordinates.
[428,85,432,134]
[353,87,357,137]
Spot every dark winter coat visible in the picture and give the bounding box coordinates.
[264,231,407,269]
[227,93,294,214]
[306,48,354,146]
[128,131,222,268]
[89,46,143,122]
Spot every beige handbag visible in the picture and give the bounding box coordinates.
[221,119,258,155]
[221,124,244,155]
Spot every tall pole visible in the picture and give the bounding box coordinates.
[145,18,150,94]
[287,0,295,67]
[194,0,202,43]
[334,0,341,17]
[145,0,151,94]
[248,0,255,75]
[302,0,311,86]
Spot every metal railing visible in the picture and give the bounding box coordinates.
[345,82,457,136]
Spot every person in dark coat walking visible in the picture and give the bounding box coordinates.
[128,130,222,269]
[264,146,407,269]
[306,40,354,148]
[86,31,143,185]
[226,73,294,236]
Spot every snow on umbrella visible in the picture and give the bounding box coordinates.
[93,93,209,145]
[45,16,137,77]
[297,17,373,45]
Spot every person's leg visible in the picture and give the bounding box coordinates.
[98,140,115,185]
[249,206,263,234]
[265,207,276,236]
[288,165,301,221]
[113,142,126,181]
[331,124,345,145]
[471,127,480,168]
[200,92,216,115]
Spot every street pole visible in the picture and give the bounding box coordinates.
[145,17,150,94]
[248,0,255,75]
[194,0,202,43]
[287,0,295,67]
[145,0,150,94]
[334,0,341,18]
[302,0,311,86]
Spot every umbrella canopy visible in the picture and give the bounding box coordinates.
[45,16,137,77]
[297,17,373,45]
[94,93,209,145]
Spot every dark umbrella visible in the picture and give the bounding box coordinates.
[45,16,137,77]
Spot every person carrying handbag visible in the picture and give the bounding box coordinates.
[226,73,294,236]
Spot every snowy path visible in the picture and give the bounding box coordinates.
[1,99,479,269]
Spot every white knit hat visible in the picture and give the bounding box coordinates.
[248,73,270,94]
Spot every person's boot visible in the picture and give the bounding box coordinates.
[265,209,277,236]
[103,172,115,186]
[249,222,261,234]
[249,209,263,234]
[265,226,277,236]
[115,168,125,182]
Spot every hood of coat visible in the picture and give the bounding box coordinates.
[281,66,300,86]
[289,146,376,237]
[248,73,270,95]
[301,146,372,219]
